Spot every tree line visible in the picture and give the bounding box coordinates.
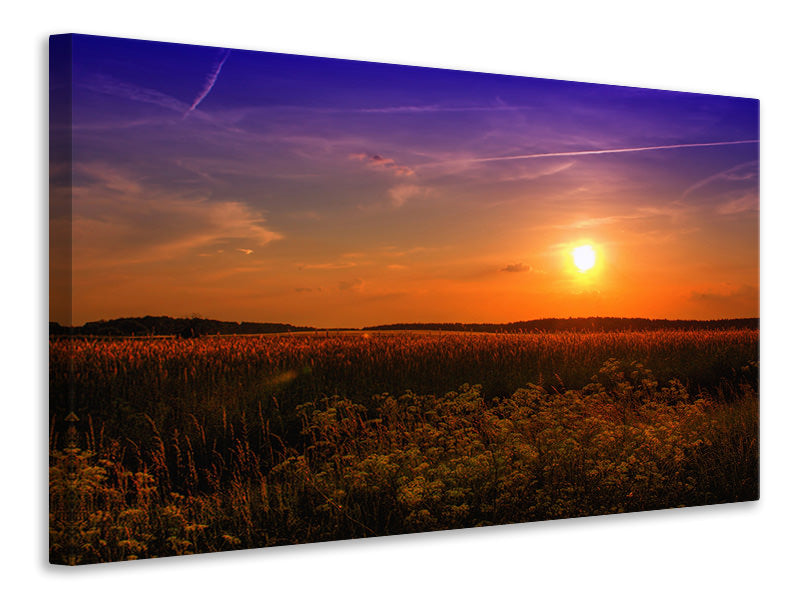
[50,315,758,337]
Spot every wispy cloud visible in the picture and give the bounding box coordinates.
[288,210,322,221]
[354,103,533,114]
[184,49,231,118]
[421,140,759,168]
[350,153,415,177]
[689,285,759,309]
[388,184,430,207]
[491,160,576,183]
[76,163,144,194]
[555,204,686,231]
[500,263,531,273]
[380,246,439,258]
[81,75,191,116]
[74,198,281,268]
[716,191,759,215]
[338,278,364,292]
[681,160,759,202]
[71,163,281,268]
[298,262,358,270]
[559,215,629,230]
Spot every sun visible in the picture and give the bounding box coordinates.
[572,245,596,272]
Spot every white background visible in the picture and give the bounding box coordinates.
[3,1,798,597]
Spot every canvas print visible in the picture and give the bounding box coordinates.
[49,34,759,565]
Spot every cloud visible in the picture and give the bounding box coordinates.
[681,160,759,202]
[717,191,759,215]
[338,278,364,292]
[688,285,759,316]
[76,163,143,195]
[184,49,231,118]
[380,246,438,257]
[558,215,628,230]
[288,210,322,221]
[350,153,415,177]
[501,263,531,273]
[354,103,533,114]
[554,204,694,235]
[690,285,758,303]
[492,160,576,183]
[298,262,357,270]
[421,140,759,168]
[680,161,759,216]
[81,75,193,118]
[71,163,282,268]
[388,184,430,207]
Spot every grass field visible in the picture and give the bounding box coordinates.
[49,330,759,564]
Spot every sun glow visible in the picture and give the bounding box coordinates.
[572,245,596,272]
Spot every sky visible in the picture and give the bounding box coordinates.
[50,34,759,328]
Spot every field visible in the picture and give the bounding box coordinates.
[49,330,759,564]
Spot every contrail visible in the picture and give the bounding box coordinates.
[183,49,231,118]
[423,139,759,167]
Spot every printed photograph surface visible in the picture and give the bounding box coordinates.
[49,34,759,564]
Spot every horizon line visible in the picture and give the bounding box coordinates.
[53,314,761,330]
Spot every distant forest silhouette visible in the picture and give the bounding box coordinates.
[50,315,759,337]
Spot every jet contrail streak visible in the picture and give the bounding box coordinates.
[425,139,759,167]
[183,49,231,118]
